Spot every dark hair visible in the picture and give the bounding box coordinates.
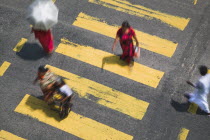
[38,66,48,73]
[122,21,130,28]
[199,65,208,76]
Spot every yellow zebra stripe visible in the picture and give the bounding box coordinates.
[14,94,133,140]
[88,0,190,30]
[73,12,178,57]
[0,61,11,77]
[0,130,26,140]
[46,65,149,120]
[55,38,164,88]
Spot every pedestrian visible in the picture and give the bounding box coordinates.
[185,65,210,116]
[33,66,59,102]
[112,21,140,67]
[31,27,54,54]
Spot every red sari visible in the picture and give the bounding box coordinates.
[117,27,136,63]
[33,29,54,53]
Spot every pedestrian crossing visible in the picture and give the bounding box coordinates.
[73,12,178,57]
[0,130,26,140]
[2,0,198,139]
[15,94,133,140]
[55,38,164,88]
[46,64,149,120]
[88,0,190,30]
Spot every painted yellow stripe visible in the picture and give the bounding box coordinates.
[0,130,26,140]
[0,61,11,77]
[188,103,198,114]
[52,0,56,3]
[73,13,177,57]
[14,94,133,140]
[177,128,189,140]
[56,38,164,88]
[194,0,198,5]
[208,69,210,73]
[46,65,149,120]
[13,38,27,52]
[89,0,190,30]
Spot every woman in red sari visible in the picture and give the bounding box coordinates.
[31,28,54,54]
[112,21,140,67]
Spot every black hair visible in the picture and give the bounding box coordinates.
[199,65,208,76]
[122,21,130,28]
[38,66,48,73]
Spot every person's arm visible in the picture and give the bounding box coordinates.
[112,35,119,53]
[133,35,139,47]
[186,81,196,88]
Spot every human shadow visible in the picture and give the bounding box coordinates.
[170,99,207,115]
[16,42,46,60]
[101,55,128,71]
[25,95,62,122]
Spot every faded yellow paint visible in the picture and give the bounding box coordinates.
[13,38,27,52]
[177,128,189,140]
[89,0,190,30]
[73,13,178,57]
[46,65,149,120]
[15,94,133,140]
[0,61,11,76]
[52,0,56,3]
[55,38,164,88]
[188,103,198,114]
[194,0,198,5]
[208,69,210,73]
[0,130,26,140]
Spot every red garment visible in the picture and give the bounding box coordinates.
[117,27,136,63]
[33,29,54,53]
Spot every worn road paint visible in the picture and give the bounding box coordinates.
[14,94,133,140]
[177,128,189,140]
[73,12,178,57]
[0,130,26,140]
[0,61,11,76]
[194,0,198,5]
[46,65,149,120]
[89,0,190,30]
[188,103,198,114]
[55,38,164,88]
[13,38,27,52]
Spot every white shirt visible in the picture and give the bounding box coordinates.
[59,85,73,97]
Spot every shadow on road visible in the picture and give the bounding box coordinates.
[25,95,62,122]
[170,99,208,116]
[101,55,128,71]
[16,42,46,60]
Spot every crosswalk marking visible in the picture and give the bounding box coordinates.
[15,94,133,140]
[188,103,198,114]
[46,65,149,120]
[0,130,26,140]
[55,38,164,88]
[88,0,190,30]
[0,61,11,77]
[177,128,189,140]
[73,13,178,57]
[194,0,198,5]
[13,38,27,52]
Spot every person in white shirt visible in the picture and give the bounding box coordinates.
[185,65,210,116]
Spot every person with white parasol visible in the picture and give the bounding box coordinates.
[26,0,59,54]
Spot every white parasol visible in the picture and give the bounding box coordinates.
[26,0,59,31]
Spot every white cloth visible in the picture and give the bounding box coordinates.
[188,74,210,113]
[59,85,73,97]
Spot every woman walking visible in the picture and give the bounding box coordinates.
[112,21,140,67]
[31,28,54,54]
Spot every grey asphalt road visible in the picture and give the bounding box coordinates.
[1,0,210,140]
